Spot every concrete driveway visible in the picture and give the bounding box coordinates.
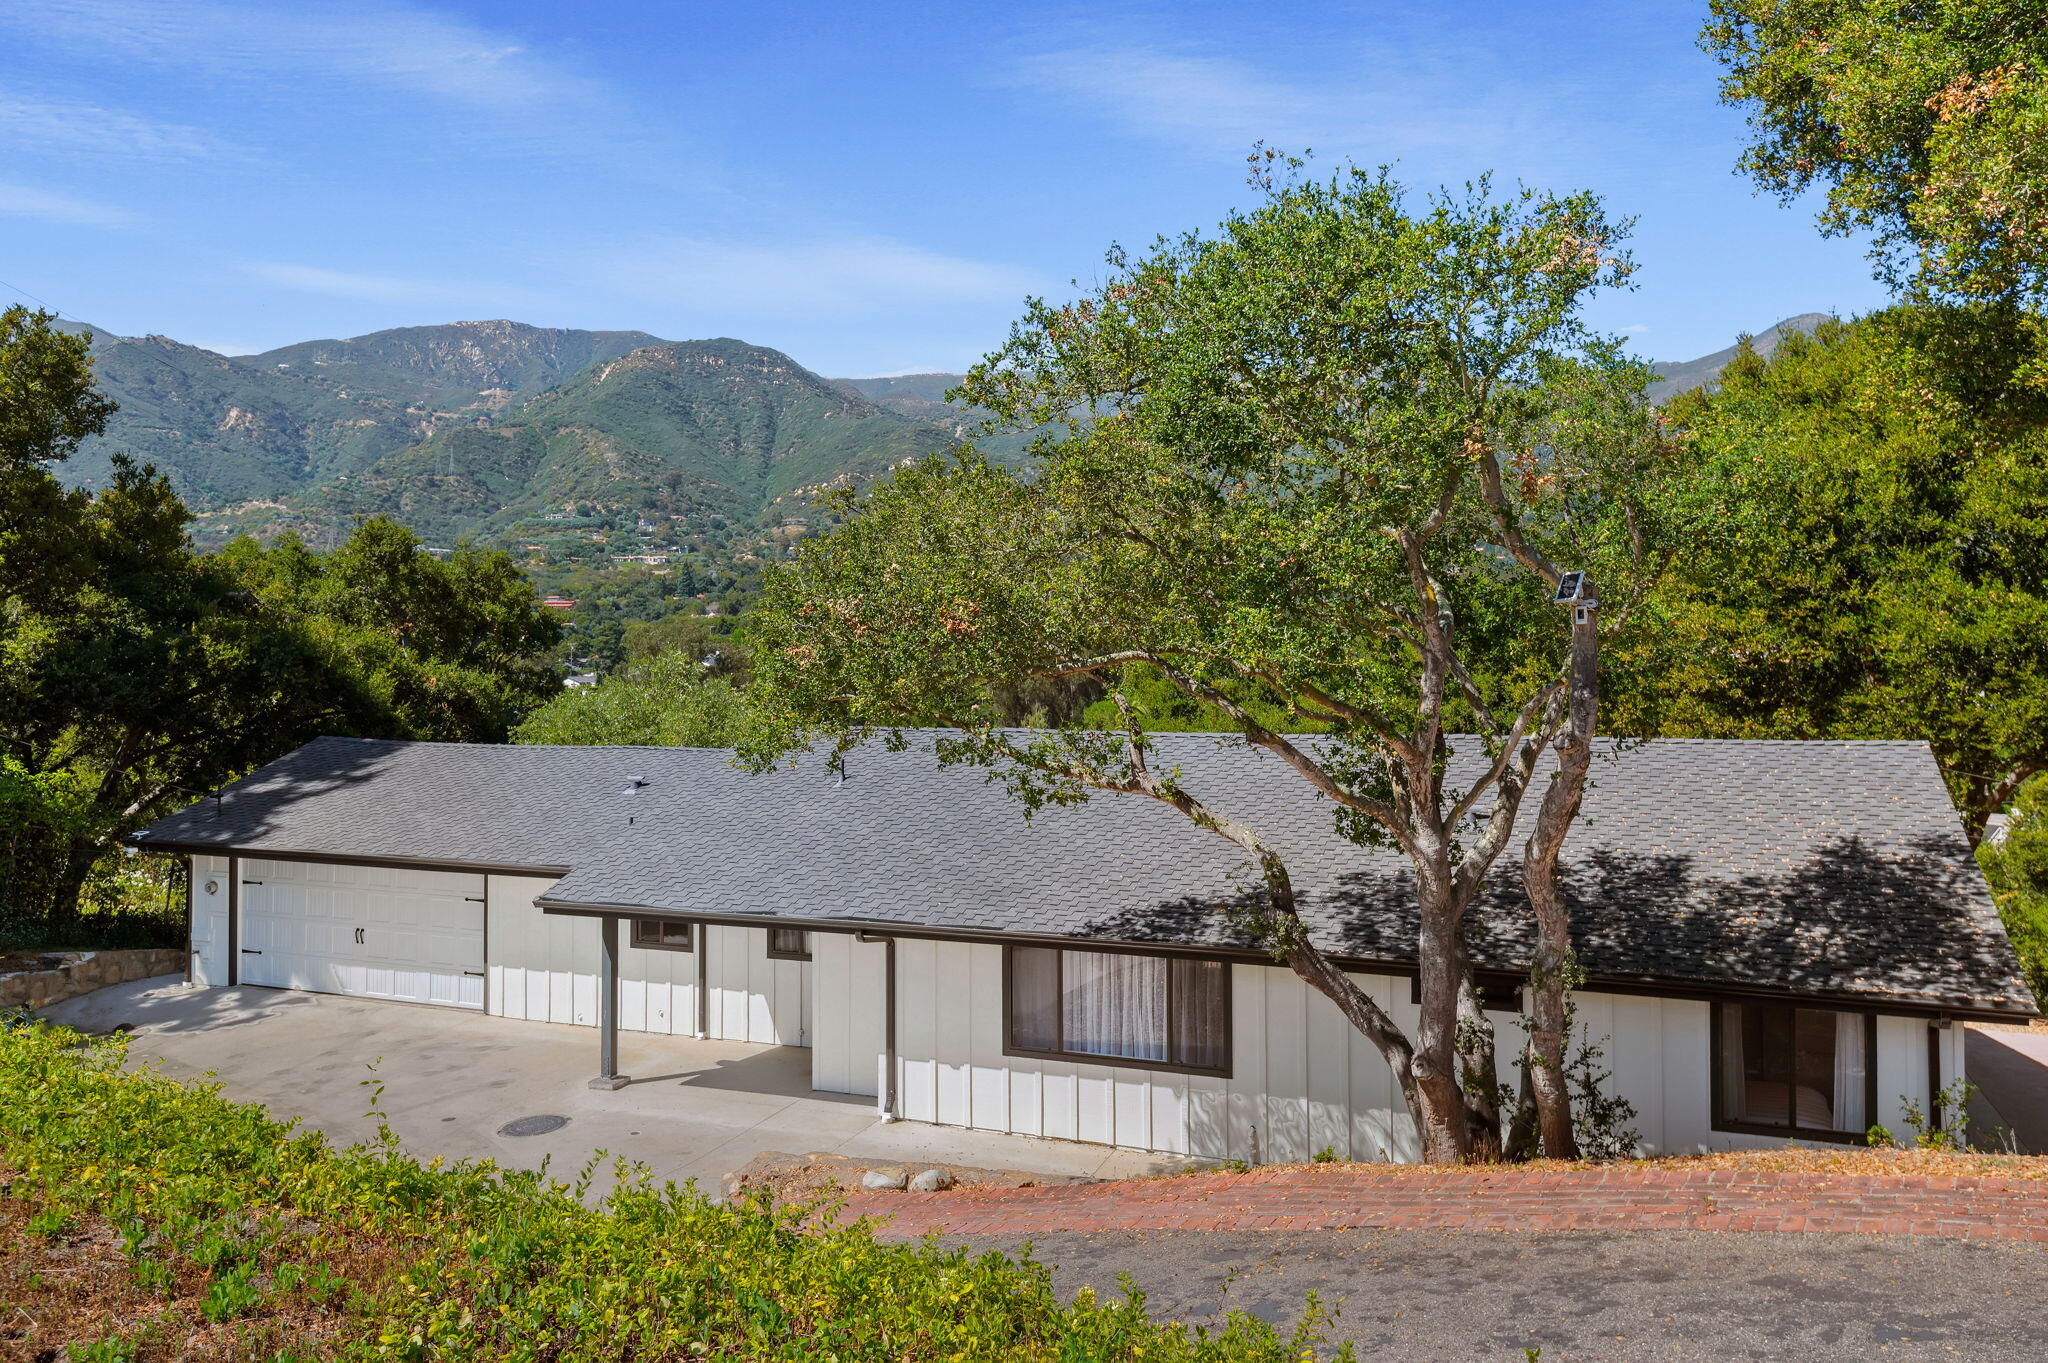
[39,977,1185,1193]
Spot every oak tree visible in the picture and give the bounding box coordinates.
[1704,0,2048,299]
[744,162,1713,1162]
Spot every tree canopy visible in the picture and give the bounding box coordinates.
[1703,0,2048,299]
[0,306,562,936]
[744,161,1718,1161]
[1607,304,2048,839]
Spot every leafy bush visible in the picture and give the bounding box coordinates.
[0,1021,1349,1360]
[1981,775,2048,1011]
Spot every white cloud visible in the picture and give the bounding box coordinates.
[0,91,240,161]
[0,183,133,227]
[246,261,542,308]
[581,236,1043,317]
[4,0,608,117]
[1007,42,1597,175]
[1620,323,1651,335]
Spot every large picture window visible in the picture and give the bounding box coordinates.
[1004,945,1230,1076]
[1713,1001,1876,1142]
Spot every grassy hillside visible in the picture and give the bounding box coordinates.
[0,1022,1334,1360]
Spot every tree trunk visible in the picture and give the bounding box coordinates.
[1456,959,1504,1160]
[1520,584,1600,1159]
[1411,866,1473,1163]
[51,834,101,926]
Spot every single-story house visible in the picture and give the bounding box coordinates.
[128,734,2036,1163]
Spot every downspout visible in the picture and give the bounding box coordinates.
[181,857,193,986]
[856,931,897,1122]
[1929,1015,1952,1136]
[227,854,240,986]
[695,922,709,1039]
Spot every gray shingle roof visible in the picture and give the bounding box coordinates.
[130,733,2036,1016]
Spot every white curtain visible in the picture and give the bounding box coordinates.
[1062,951,1167,1062]
[1721,1005,1750,1120]
[1832,1011,1866,1133]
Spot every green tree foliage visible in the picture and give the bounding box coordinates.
[1607,305,2048,839]
[215,521,563,742]
[516,609,750,747]
[1980,777,2048,1007]
[515,653,744,747]
[744,161,1715,1162]
[0,306,562,935]
[1703,0,2048,299]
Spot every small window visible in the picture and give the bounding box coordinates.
[1004,945,1230,1076]
[631,918,694,951]
[766,928,812,961]
[1713,1001,1875,1142]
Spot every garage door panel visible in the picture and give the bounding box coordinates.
[241,863,485,1009]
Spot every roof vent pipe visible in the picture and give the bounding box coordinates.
[624,777,647,795]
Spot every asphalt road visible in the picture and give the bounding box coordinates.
[950,1227,2048,1361]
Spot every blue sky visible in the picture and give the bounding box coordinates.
[0,0,1893,376]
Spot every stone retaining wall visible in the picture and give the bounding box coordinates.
[0,948,186,1011]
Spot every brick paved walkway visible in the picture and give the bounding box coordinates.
[841,1166,2048,1242]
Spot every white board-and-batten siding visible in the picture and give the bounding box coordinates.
[483,875,812,1047]
[186,855,1972,1163]
[189,854,232,987]
[834,938,1967,1162]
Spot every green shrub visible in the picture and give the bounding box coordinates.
[0,1021,1349,1360]
[1981,776,2048,1012]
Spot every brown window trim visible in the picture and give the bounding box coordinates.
[1001,943,1233,1079]
[765,928,813,962]
[1710,1001,1880,1146]
[631,918,695,952]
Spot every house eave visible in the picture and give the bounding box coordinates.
[533,895,2040,1025]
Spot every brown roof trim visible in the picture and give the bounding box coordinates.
[129,839,571,880]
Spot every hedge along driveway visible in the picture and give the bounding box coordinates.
[0,1021,1351,1361]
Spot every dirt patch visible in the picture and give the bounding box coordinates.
[724,1150,1102,1202]
[0,1183,391,1360]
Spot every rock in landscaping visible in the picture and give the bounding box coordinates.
[907,1168,956,1193]
[860,1166,909,1192]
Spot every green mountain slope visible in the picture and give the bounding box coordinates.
[303,339,956,544]
[831,372,1050,465]
[55,322,438,506]
[1647,313,1833,404]
[241,319,667,412]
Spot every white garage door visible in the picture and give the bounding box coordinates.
[240,859,486,1009]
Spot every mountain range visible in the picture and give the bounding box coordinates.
[54,314,1829,553]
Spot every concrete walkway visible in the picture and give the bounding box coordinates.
[40,977,1188,1193]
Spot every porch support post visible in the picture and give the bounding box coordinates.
[588,915,630,1091]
